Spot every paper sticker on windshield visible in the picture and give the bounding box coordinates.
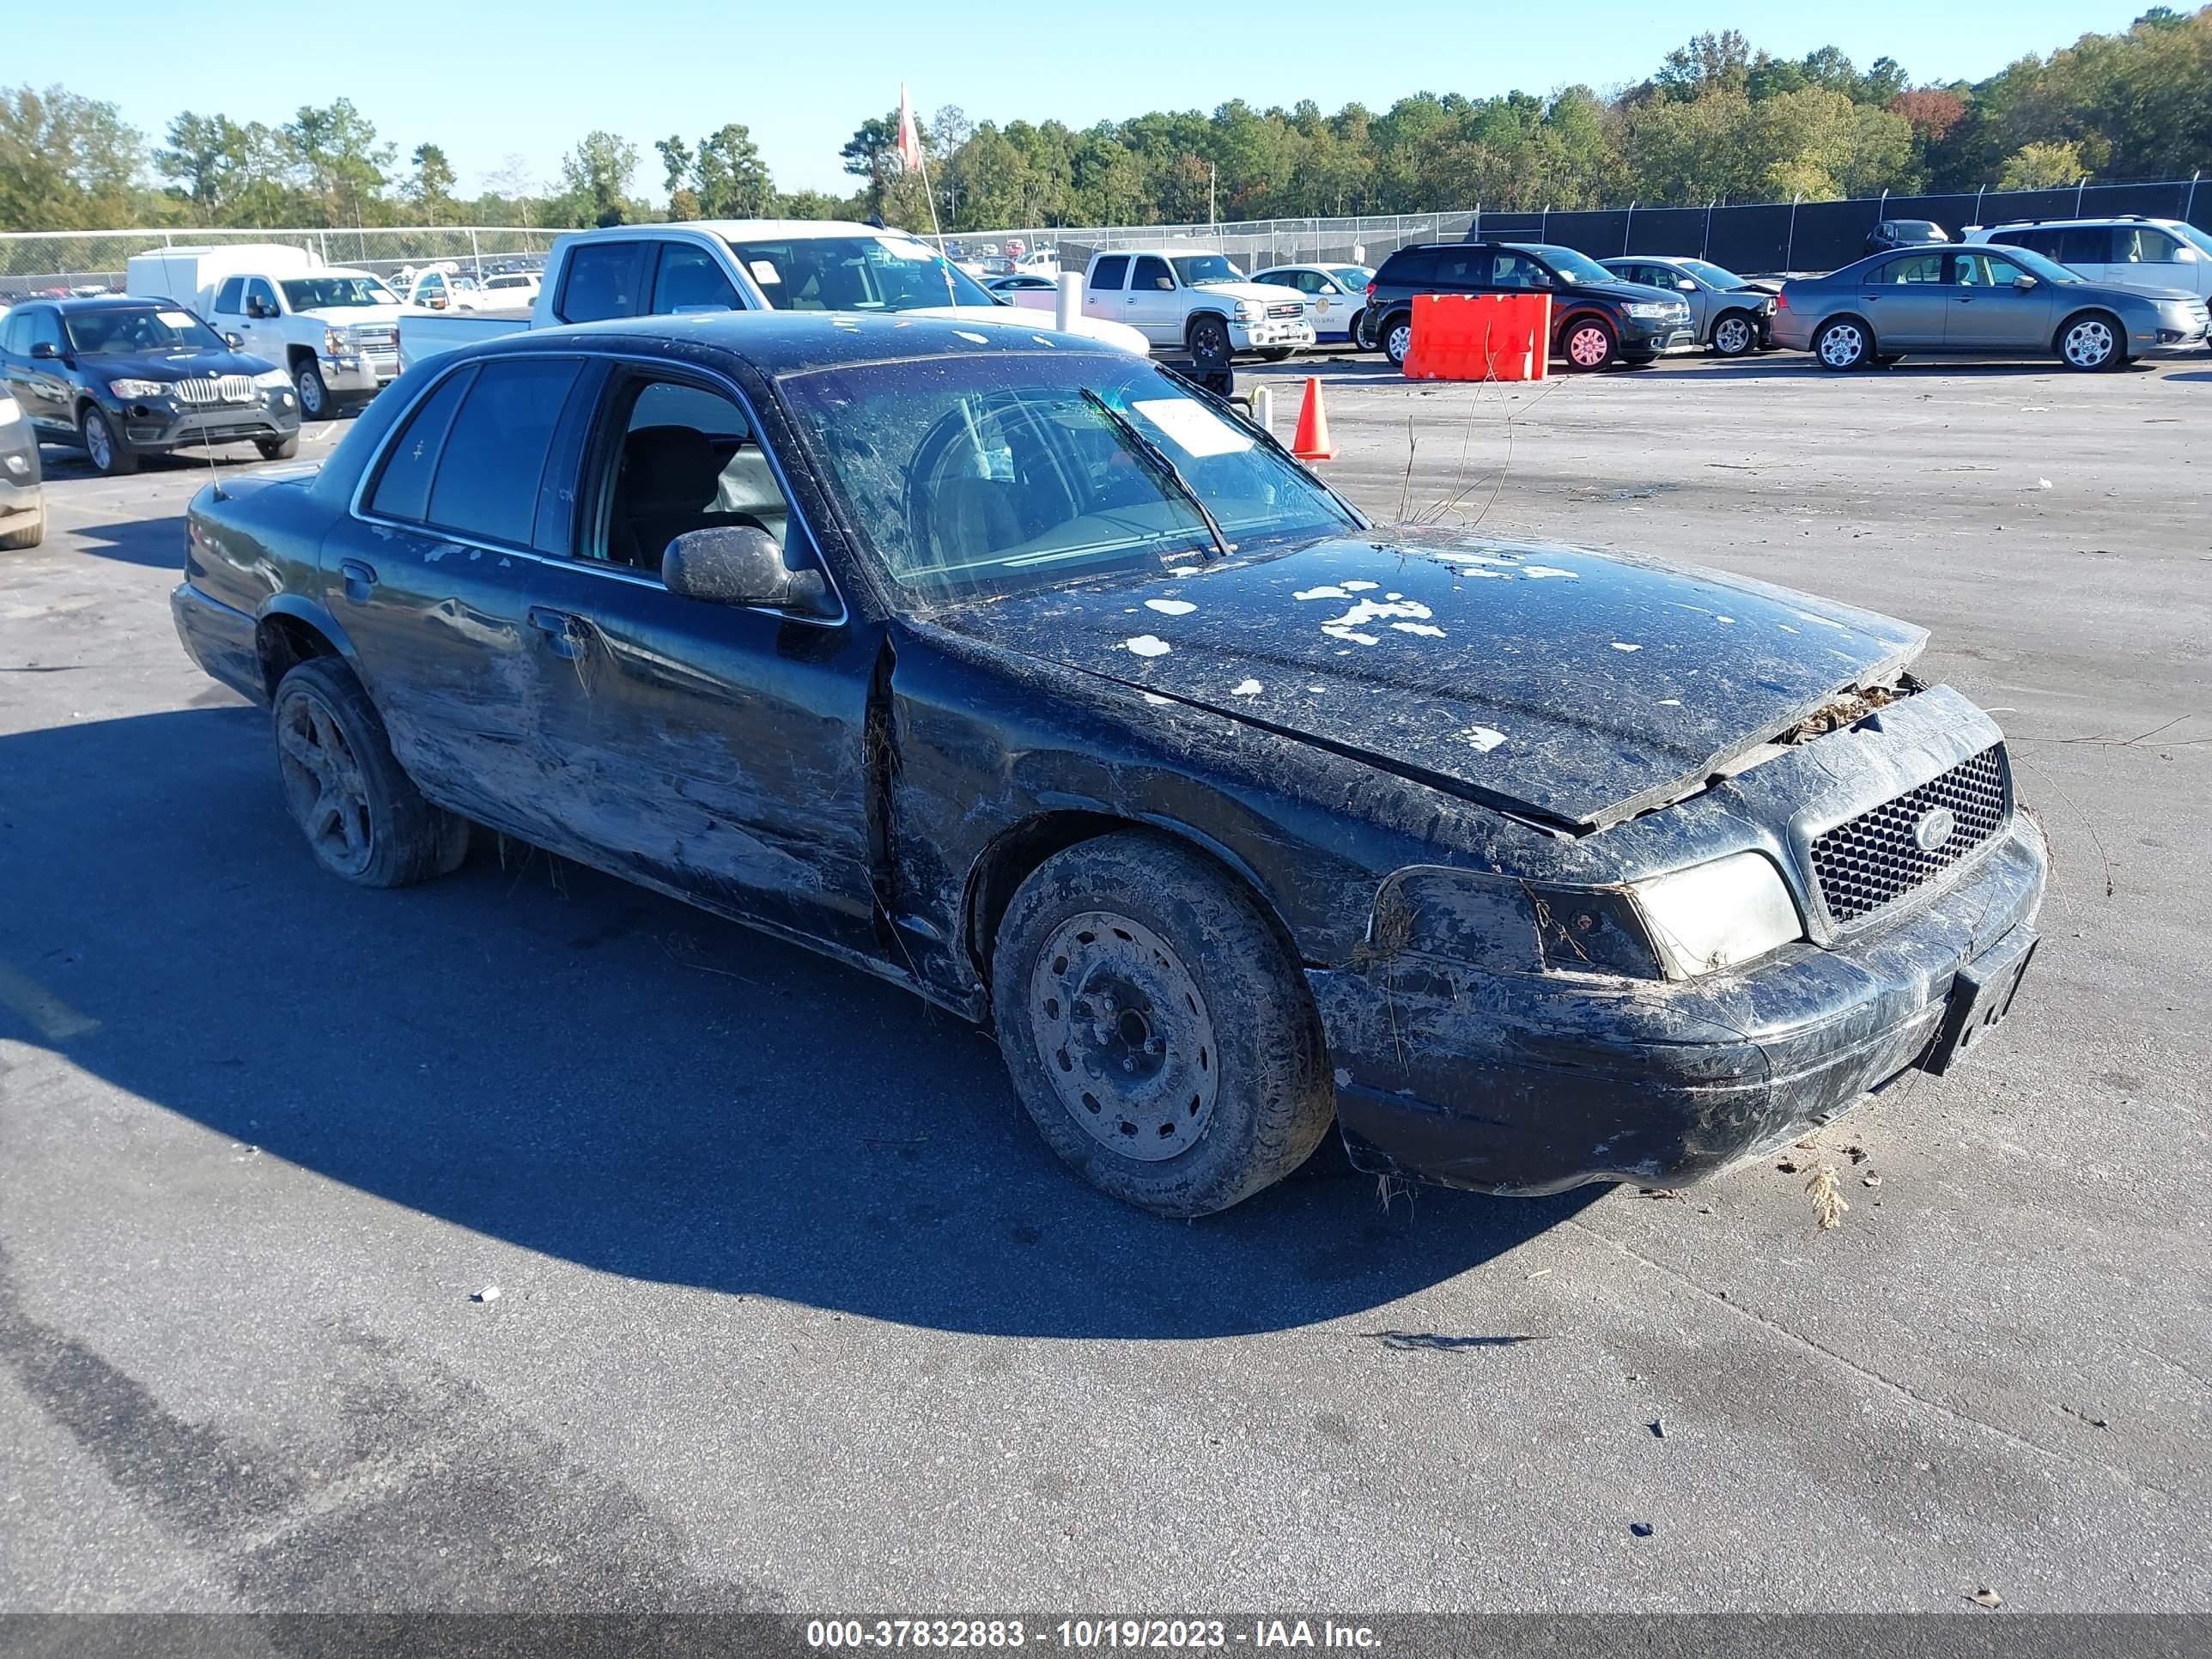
[1132,398,1253,458]
[749,261,782,285]
[158,311,198,330]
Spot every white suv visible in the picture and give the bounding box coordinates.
[1967,217,2212,305]
[1082,248,1316,360]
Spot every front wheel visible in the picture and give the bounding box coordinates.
[2057,312,2125,372]
[1382,314,1413,368]
[1258,347,1294,362]
[1814,318,1871,371]
[272,658,470,888]
[1344,309,1365,350]
[1186,314,1232,363]
[1710,311,1757,358]
[294,358,331,419]
[991,833,1335,1218]
[257,434,301,460]
[0,503,44,550]
[79,405,138,476]
[1560,316,1618,371]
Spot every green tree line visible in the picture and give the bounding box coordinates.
[4,9,2207,235]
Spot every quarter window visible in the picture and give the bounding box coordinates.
[559,240,647,324]
[368,368,477,523]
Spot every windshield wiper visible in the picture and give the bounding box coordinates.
[1078,387,1234,560]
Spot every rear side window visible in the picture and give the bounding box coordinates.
[1877,254,1947,284]
[1378,248,1437,283]
[214,277,245,313]
[651,242,740,313]
[2057,227,2117,264]
[558,241,647,323]
[425,358,586,546]
[1994,228,2060,257]
[368,368,477,522]
[1088,256,1129,291]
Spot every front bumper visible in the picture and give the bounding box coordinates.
[118,392,301,453]
[1622,319,1697,356]
[1228,317,1317,351]
[0,467,39,530]
[322,349,400,394]
[1308,816,2047,1195]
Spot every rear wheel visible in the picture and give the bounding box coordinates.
[1382,313,1413,368]
[272,658,470,888]
[256,434,300,460]
[2057,311,2124,372]
[991,833,1334,1217]
[1711,311,1757,358]
[1560,316,1618,371]
[79,406,138,476]
[1814,318,1871,371]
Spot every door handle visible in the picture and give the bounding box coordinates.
[338,559,377,603]
[527,605,587,659]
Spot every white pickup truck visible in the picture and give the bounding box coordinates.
[127,244,408,418]
[397,221,1151,372]
[1080,247,1316,360]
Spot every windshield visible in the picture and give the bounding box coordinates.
[777,351,1360,601]
[2172,222,2212,258]
[63,306,228,355]
[1523,246,1616,286]
[726,235,997,312]
[282,276,398,308]
[1331,267,1372,289]
[1678,258,1748,288]
[1994,245,2084,286]
[1170,254,1245,287]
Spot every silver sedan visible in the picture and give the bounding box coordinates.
[1601,256,1776,357]
[1771,244,2209,371]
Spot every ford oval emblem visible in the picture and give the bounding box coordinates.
[1914,806,1958,853]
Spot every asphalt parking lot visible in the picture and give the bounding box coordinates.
[2,349,2208,1616]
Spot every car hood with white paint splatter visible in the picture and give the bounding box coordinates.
[922,528,1928,832]
[904,304,1153,358]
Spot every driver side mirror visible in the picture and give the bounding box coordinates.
[245,299,266,319]
[662,525,832,617]
[222,330,246,349]
[29,341,58,360]
[1677,277,1698,292]
[2013,274,2038,289]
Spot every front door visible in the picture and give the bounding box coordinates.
[2112,225,2209,301]
[1124,256,1182,344]
[1947,252,2056,350]
[238,276,287,365]
[508,364,884,953]
[1082,255,1129,325]
[0,307,75,437]
[1859,252,1949,349]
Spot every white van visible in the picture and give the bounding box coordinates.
[1967,217,2212,304]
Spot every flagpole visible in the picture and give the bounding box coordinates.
[898,82,958,306]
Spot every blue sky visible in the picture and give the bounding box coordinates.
[11,2,2159,198]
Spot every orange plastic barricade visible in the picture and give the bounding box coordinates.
[1401,293,1552,381]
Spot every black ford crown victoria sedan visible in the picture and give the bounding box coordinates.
[172,313,2046,1217]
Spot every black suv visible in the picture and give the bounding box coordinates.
[1358,242,1694,370]
[0,296,301,477]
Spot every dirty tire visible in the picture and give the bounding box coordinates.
[992,832,1334,1218]
[80,405,138,476]
[0,504,43,550]
[1382,314,1413,368]
[257,434,301,460]
[1187,313,1233,363]
[1710,311,1757,358]
[294,357,331,419]
[271,657,471,888]
[1814,318,1871,371]
[1560,316,1617,371]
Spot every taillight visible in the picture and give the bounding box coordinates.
[1365,281,1376,301]
[1775,290,1789,309]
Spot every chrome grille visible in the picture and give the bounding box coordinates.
[1811,746,2008,925]
[1266,302,1304,319]
[174,375,257,405]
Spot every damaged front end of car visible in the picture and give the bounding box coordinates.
[1305,680,2048,1195]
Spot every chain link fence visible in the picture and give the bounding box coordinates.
[0,227,562,302]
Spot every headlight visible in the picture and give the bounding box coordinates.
[1623,301,1675,319]
[1631,853,1802,979]
[324,327,349,356]
[0,397,20,428]
[252,368,291,389]
[1237,301,1266,322]
[107,378,167,398]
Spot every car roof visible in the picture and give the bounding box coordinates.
[564,219,930,242]
[477,308,1127,374]
[1986,216,2181,230]
[51,295,176,312]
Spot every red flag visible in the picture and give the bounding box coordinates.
[897,85,923,173]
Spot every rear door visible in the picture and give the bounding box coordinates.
[1084,254,1129,325]
[1,307,70,436]
[1946,252,2055,349]
[1859,252,1949,348]
[504,362,885,952]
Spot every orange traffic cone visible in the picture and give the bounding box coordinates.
[1291,377,1337,462]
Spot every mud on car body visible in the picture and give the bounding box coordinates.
[171,313,2046,1217]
